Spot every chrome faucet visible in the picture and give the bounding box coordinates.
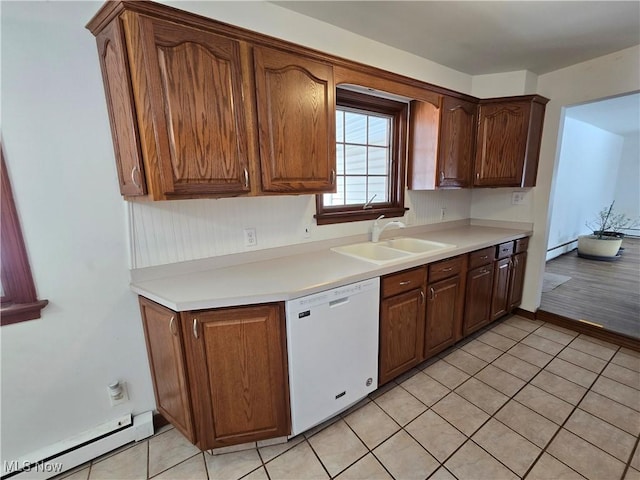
[371,215,406,242]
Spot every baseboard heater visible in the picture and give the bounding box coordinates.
[1,412,154,480]
[547,238,578,252]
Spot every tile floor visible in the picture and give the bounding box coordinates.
[55,315,640,480]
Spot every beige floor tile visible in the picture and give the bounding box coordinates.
[432,392,490,436]
[89,442,147,480]
[339,397,371,418]
[544,358,598,388]
[460,339,503,362]
[492,353,541,381]
[445,440,518,480]
[564,409,636,462]
[591,376,640,411]
[264,441,329,480]
[547,429,626,480]
[368,381,397,399]
[543,323,581,337]
[442,348,488,375]
[633,443,640,470]
[205,448,262,480]
[490,322,530,341]
[514,384,574,425]
[612,350,640,372]
[472,418,541,476]
[526,452,586,480]
[406,410,466,462]
[401,371,450,406]
[373,430,439,480]
[495,400,559,448]
[520,333,565,356]
[303,415,341,439]
[258,435,304,463]
[455,377,509,414]
[579,390,640,436]
[626,468,640,480]
[429,467,457,480]
[475,364,526,396]
[476,330,517,351]
[209,442,257,456]
[568,336,617,361]
[423,359,470,389]
[530,370,587,405]
[307,419,367,477]
[243,467,269,480]
[508,343,553,368]
[149,428,200,477]
[343,400,399,449]
[373,385,427,426]
[577,334,620,350]
[602,362,640,389]
[557,347,608,373]
[534,325,576,345]
[333,453,392,480]
[153,455,207,480]
[503,316,544,332]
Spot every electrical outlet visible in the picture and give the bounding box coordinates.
[512,191,526,205]
[244,228,257,247]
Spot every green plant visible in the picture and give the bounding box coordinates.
[586,201,639,239]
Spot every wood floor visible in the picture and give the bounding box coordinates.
[540,237,640,338]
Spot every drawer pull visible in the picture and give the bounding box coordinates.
[441,267,453,272]
[481,255,488,260]
[399,280,412,286]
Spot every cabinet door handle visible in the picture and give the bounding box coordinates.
[442,267,453,272]
[399,280,411,286]
[480,268,489,274]
[439,171,445,183]
[429,287,435,300]
[243,168,249,189]
[192,318,199,339]
[131,166,141,189]
[514,258,519,267]
[169,315,176,336]
[476,172,480,179]
[420,290,425,304]
[480,255,488,260]
[331,169,336,185]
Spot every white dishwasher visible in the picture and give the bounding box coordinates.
[285,277,380,436]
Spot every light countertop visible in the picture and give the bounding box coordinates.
[130,223,532,311]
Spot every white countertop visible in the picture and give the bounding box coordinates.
[130,223,532,311]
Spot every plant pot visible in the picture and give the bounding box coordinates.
[592,230,625,239]
[577,235,623,258]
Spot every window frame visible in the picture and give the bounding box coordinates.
[315,88,408,225]
[1,145,48,325]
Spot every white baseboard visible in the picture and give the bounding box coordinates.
[2,412,154,480]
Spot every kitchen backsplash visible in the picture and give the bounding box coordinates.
[129,189,472,268]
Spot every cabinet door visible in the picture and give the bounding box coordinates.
[139,298,195,443]
[379,288,426,385]
[463,265,494,336]
[491,257,512,320]
[408,99,441,190]
[253,46,336,193]
[124,13,252,198]
[438,96,476,188]
[185,304,290,449]
[508,252,527,310]
[474,101,530,187]
[425,276,462,358]
[96,18,146,196]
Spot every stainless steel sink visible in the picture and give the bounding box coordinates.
[331,237,456,264]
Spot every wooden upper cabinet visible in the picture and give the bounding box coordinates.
[408,99,441,190]
[474,95,548,187]
[95,18,146,196]
[438,96,477,188]
[123,13,252,199]
[253,46,336,193]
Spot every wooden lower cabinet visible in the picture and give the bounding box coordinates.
[139,297,195,443]
[491,257,512,320]
[139,298,290,450]
[463,264,495,336]
[379,267,427,385]
[508,251,527,311]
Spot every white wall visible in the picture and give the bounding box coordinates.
[614,132,640,228]
[546,118,624,259]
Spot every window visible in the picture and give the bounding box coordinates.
[1,145,48,325]
[315,89,408,225]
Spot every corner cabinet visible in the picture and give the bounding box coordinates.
[253,47,336,193]
[139,298,290,450]
[474,95,548,187]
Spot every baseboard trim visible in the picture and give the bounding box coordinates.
[536,310,640,352]
[513,308,536,320]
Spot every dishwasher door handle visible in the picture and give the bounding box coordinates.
[329,297,350,308]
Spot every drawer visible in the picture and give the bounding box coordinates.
[381,266,427,298]
[496,241,514,259]
[515,237,529,253]
[468,247,495,269]
[428,255,464,283]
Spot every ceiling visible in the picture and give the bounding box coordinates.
[565,93,640,136]
[272,1,640,76]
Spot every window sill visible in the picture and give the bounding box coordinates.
[315,206,408,225]
[1,299,48,326]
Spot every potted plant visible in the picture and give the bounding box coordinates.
[577,201,639,260]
